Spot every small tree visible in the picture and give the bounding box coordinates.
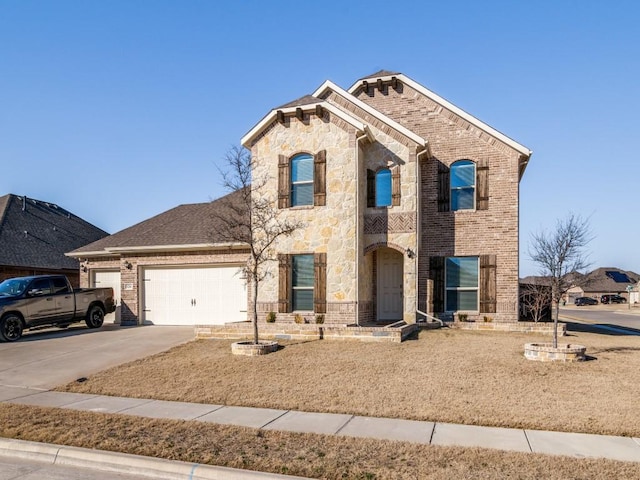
[520,281,552,323]
[213,146,303,345]
[529,213,593,348]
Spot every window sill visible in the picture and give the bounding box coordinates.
[289,205,315,210]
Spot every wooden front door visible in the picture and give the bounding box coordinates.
[377,248,403,321]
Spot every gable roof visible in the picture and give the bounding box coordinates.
[312,80,428,149]
[0,194,108,270]
[68,190,249,257]
[241,99,367,148]
[348,72,533,159]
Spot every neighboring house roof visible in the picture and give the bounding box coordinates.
[578,267,639,293]
[68,190,249,257]
[0,194,108,270]
[519,276,553,286]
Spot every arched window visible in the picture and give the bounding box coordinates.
[290,153,314,206]
[450,160,475,211]
[375,169,392,207]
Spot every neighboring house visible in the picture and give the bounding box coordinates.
[68,192,250,326]
[0,194,108,286]
[519,276,552,321]
[567,267,639,303]
[69,71,532,326]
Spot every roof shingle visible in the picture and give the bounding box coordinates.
[70,189,249,255]
[0,194,108,269]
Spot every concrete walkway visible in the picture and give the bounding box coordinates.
[1,385,640,478]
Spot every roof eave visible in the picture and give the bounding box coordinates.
[241,101,366,148]
[66,242,249,258]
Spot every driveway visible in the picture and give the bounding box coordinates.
[0,324,194,390]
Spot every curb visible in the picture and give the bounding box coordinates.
[0,437,309,480]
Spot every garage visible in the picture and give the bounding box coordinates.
[141,265,247,325]
[92,269,121,323]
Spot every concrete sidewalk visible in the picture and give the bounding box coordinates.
[1,384,640,478]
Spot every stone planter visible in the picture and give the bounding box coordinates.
[231,340,279,356]
[524,343,586,362]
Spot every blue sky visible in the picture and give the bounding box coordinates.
[1,1,638,277]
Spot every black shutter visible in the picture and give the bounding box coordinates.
[430,256,445,312]
[367,169,375,207]
[437,163,450,212]
[314,252,327,314]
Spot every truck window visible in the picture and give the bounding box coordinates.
[30,278,52,295]
[52,277,71,294]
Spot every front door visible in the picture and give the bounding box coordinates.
[377,248,403,321]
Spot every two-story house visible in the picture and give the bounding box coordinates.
[243,70,531,324]
[69,71,531,326]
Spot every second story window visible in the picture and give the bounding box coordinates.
[450,160,475,211]
[278,151,326,208]
[375,169,392,207]
[367,166,400,207]
[291,154,314,206]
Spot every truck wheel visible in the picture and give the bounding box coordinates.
[0,314,24,342]
[85,305,105,329]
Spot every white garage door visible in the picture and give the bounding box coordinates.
[92,269,121,323]
[142,266,247,325]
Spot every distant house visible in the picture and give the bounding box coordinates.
[518,276,552,321]
[566,267,639,303]
[0,194,108,286]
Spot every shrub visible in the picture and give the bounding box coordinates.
[294,313,303,324]
[315,314,325,324]
[457,313,468,322]
[483,316,493,323]
[266,312,276,323]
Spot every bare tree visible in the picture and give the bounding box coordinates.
[529,213,593,348]
[213,146,303,344]
[520,281,552,323]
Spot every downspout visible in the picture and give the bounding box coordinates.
[355,131,369,327]
[415,147,430,323]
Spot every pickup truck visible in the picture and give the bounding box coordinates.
[0,275,116,342]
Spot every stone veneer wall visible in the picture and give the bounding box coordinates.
[355,80,522,322]
[196,322,419,343]
[250,111,360,323]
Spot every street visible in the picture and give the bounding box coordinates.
[0,456,151,480]
[560,304,640,334]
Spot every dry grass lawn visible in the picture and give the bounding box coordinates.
[58,327,640,437]
[2,404,640,480]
